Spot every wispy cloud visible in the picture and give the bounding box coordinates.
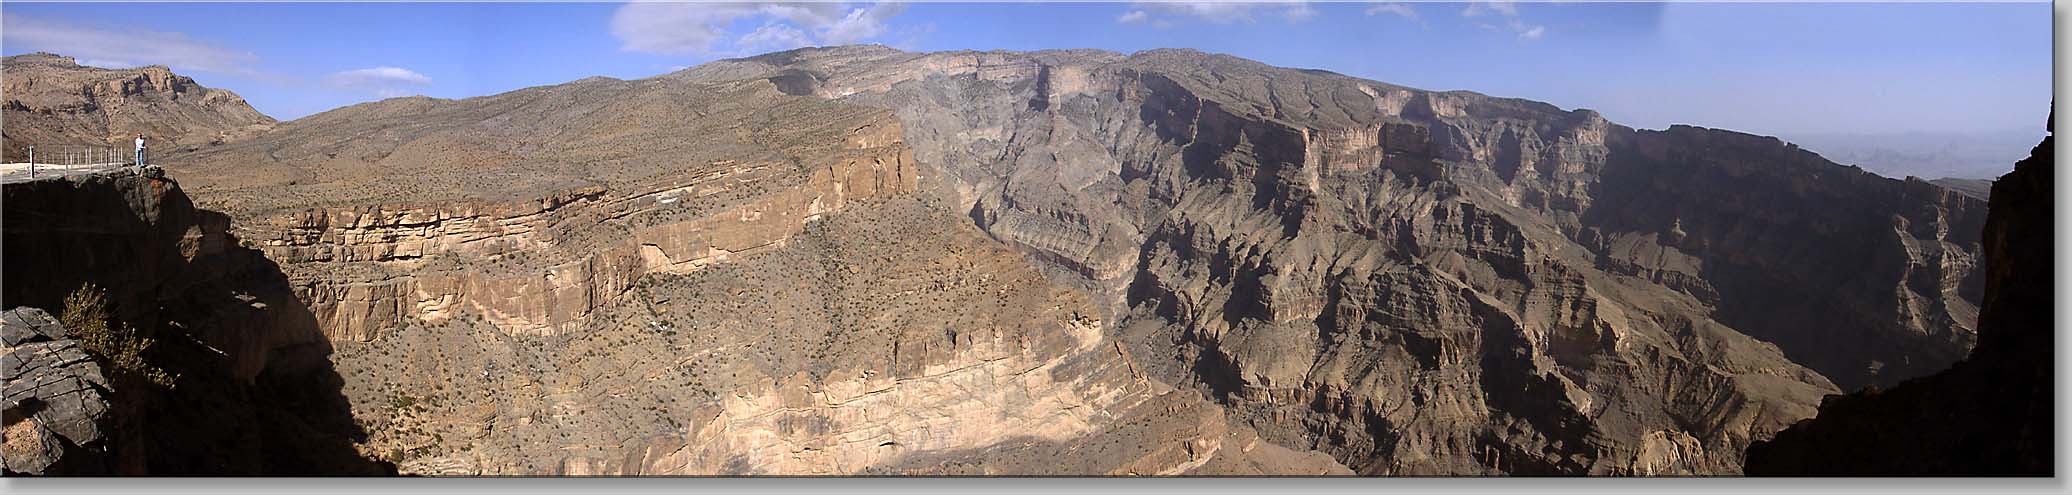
[325,67,433,98]
[1459,1,1544,40]
[611,2,908,56]
[1517,22,1545,40]
[1364,3,1417,20]
[1460,1,1518,18]
[1,13,260,76]
[1114,2,1318,26]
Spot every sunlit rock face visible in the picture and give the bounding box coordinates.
[673,45,1988,475]
[158,71,1345,475]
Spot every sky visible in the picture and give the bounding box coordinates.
[0,1,2053,138]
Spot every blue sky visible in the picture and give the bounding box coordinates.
[1,2,2052,137]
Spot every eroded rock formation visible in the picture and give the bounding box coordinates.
[159,74,1342,475]
[671,46,1992,475]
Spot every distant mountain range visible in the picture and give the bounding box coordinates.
[1785,129,2042,181]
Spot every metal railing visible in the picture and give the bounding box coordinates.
[6,144,144,182]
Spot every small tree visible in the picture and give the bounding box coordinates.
[60,283,176,388]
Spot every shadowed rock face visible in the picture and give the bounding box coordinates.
[1744,114,2052,476]
[672,46,1991,475]
[3,308,113,475]
[1,53,275,161]
[1,169,391,474]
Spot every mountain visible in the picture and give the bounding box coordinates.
[1745,114,2053,475]
[10,46,2001,475]
[1,52,274,162]
[1786,129,2042,181]
[1929,177,1992,200]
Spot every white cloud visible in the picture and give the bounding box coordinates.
[737,22,815,53]
[77,59,138,69]
[1282,3,1318,22]
[1117,2,1316,25]
[1364,3,1416,20]
[325,67,433,98]
[1458,2,1542,40]
[1460,1,1518,18]
[610,2,908,56]
[1,13,260,76]
[820,2,904,44]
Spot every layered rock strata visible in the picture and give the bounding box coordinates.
[161,77,1343,475]
[673,46,1992,474]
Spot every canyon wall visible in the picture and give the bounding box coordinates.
[152,74,1346,475]
[674,46,1992,475]
[1744,115,2053,475]
[1,168,389,474]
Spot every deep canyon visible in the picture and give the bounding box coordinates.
[0,47,2039,475]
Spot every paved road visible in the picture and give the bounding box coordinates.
[0,162,130,184]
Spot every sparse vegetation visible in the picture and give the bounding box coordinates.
[60,283,177,388]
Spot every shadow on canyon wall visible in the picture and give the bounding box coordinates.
[2,170,392,474]
[1743,111,2053,476]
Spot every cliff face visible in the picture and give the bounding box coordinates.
[1,168,390,474]
[1,53,275,161]
[1744,115,2052,476]
[159,74,1345,475]
[673,46,1991,475]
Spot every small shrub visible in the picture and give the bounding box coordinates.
[60,284,176,388]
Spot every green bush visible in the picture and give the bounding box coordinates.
[60,283,177,388]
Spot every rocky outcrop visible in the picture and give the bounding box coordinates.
[2,308,113,475]
[1,52,275,162]
[673,46,1992,475]
[1,168,390,474]
[1744,113,2053,476]
[248,148,913,340]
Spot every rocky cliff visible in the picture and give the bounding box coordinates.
[158,73,1343,475]
[1,168,389,474]
[1744,113,2052,476]
[1,53,275,162]
[672,46,1991,475]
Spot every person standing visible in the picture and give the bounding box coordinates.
[133,134,146,166]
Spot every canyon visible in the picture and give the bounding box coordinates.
[0,45,2025,476]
